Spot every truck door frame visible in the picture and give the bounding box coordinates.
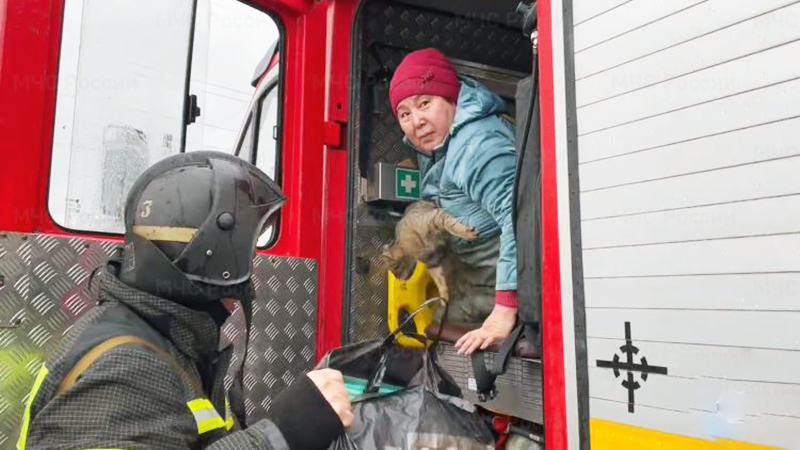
[539,0,591,448]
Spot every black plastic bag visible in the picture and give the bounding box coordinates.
[318,304,495,449]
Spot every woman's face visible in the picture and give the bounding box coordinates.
[396,95,456,154]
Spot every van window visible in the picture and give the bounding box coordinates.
[236,65,281,247]
[237,113,256,163]
[48,0,281,236]
[185,0,279,155]
[255,85,280,247]
[255,85,279,179]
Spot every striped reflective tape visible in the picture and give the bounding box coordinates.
[17,364,49,450]
[224,396,234,430]
[132,225,198,243]
[187,398,226,435]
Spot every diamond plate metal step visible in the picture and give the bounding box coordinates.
[436,342,543,424]
[0,232,318,446]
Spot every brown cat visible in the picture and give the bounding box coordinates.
[382,200,477,301]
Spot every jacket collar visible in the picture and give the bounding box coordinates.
[96,267,222,360]
[404,134,450,163]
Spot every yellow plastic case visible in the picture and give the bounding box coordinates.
[387,262,441,348]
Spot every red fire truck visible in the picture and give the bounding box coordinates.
[2,0,799,448]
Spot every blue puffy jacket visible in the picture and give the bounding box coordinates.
[409,77,517,292]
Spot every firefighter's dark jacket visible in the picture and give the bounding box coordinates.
[17,263,343,450]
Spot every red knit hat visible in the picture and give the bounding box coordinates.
[389,48,460,115]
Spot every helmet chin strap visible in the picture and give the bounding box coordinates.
[225,293,254,427]
[120,233,256,307]
[119,233,215,305]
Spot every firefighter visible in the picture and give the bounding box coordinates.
[17,152,352,449]
[389,48,519,355]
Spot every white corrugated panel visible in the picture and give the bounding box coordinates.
[582,195,800,249]
[572,0,630,26]
[579,77,800,164]
[579,41,800,133]
[575,0,800,86]
[585,273,800,311]
[572,0,800,446]
[573,0,707,52]
[579,117,800,191]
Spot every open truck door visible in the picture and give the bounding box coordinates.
[343,0,545,446]
[0,0,346,442]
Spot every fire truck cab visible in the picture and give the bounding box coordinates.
[2,0,800,448]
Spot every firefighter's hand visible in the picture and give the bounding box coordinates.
[455,304,517,355]
[307,369,354,428]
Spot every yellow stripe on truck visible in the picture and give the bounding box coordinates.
[591,419,781,449]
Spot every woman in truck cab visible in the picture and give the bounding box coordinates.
[390,48,518,356]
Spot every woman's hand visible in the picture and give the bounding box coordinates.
[455,304,517,355]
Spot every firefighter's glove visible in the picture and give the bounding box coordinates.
[267,368,351,449]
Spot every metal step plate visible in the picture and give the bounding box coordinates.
[0,232,319,446]
[436,342,543,424]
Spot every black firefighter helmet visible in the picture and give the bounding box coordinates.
[118,151,285,305]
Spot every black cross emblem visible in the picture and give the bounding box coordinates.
[596,322,668,413]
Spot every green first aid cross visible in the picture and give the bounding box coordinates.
[395,168,420,200]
